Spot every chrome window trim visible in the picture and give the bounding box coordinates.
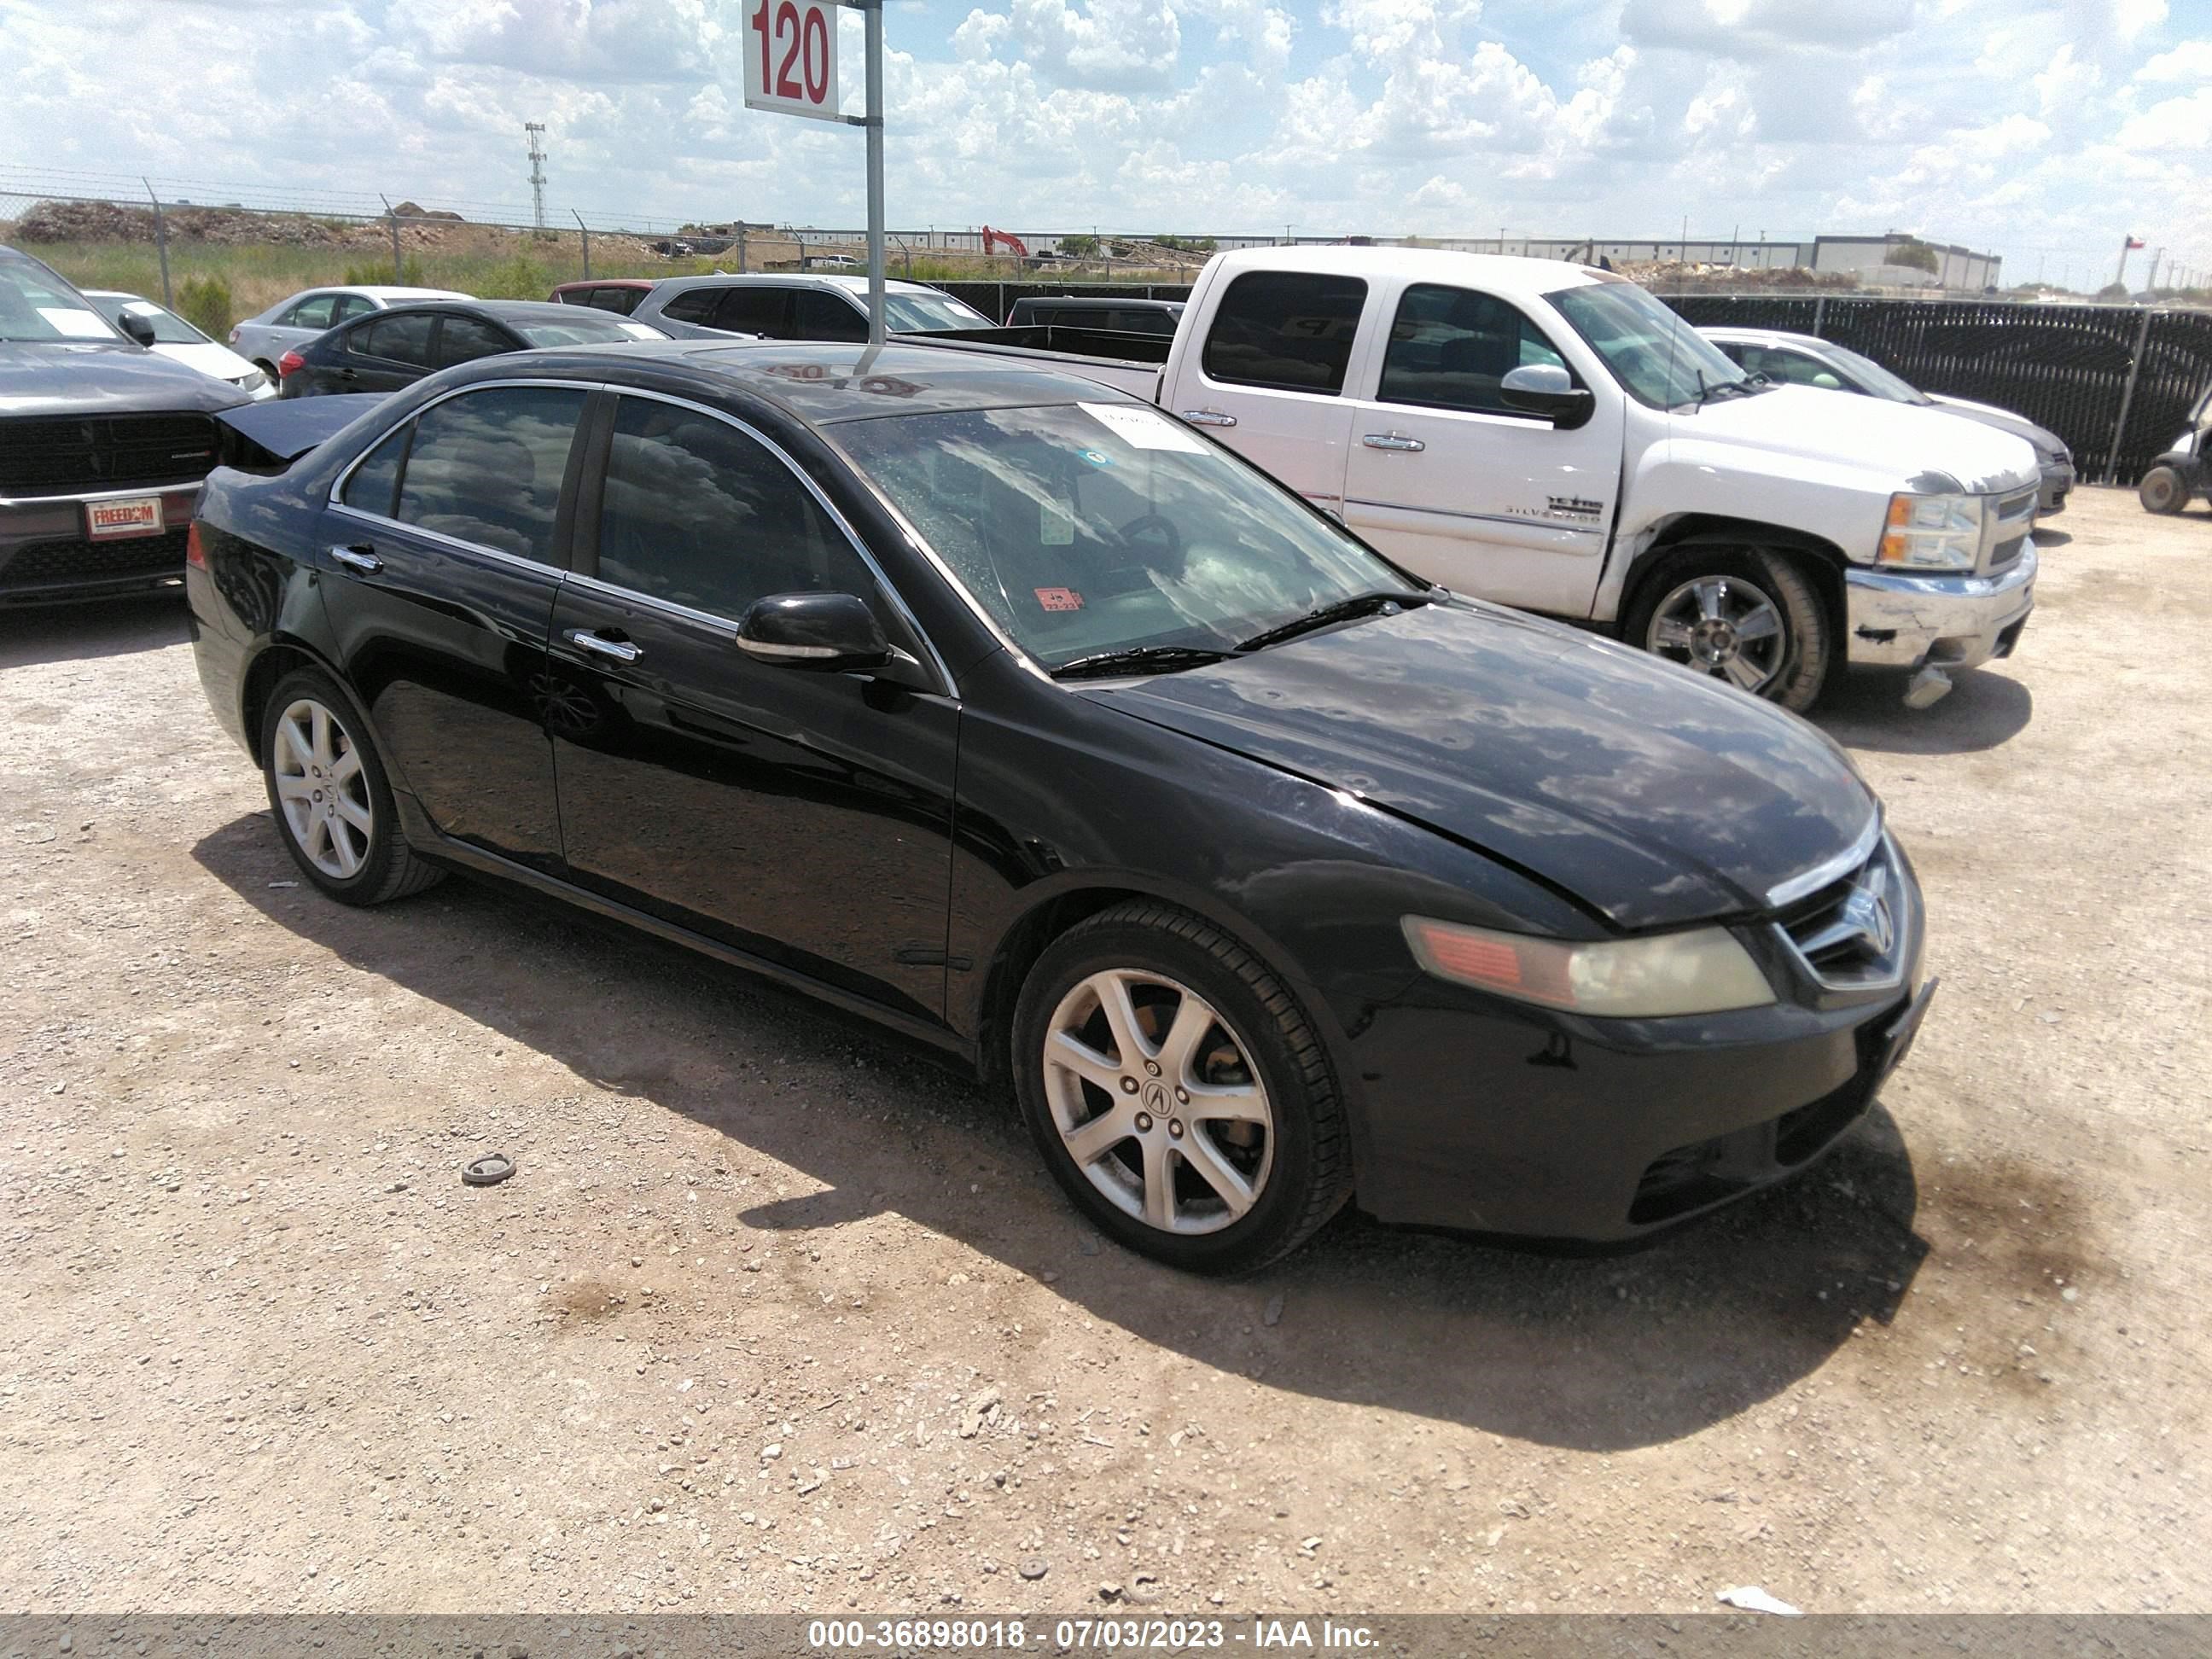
[326,500,566,577]
[584,385,959,696]
[1762,813,1883,912]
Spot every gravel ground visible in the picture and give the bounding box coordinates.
[2,486,2207,1616]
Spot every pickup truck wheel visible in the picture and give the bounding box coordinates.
[1012,901,1352,1275]
[2138,463,2190,515]
[1628,549,1830,713]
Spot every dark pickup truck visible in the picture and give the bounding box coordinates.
[1,245,251,604]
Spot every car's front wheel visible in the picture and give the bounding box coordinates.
[259,667,444,905]
[2139,463,2191,515]
[1627,547,1831,713]
[1012,901,1351,1273]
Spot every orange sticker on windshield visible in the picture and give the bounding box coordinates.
[1035,587,1085,612]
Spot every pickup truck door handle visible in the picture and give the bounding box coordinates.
[1179,409,1237,428]
[566,629,642,664]
[1362,433,1426,453]
[329,544,382,573]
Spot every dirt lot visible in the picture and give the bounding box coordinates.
[2,486,2208,1617]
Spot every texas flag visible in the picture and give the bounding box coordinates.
[2126,236,2146,249]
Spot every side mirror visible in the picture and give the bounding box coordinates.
[1500,364,1594,428]
[736,591,892,673]
[118,311,159,348]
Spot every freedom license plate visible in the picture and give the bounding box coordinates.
[85,496,164,540]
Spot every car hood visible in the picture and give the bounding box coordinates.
[1684,384,2040,495]
[1081,602,1877,931]
[1925,394,2066,459]
[0,340,253,418]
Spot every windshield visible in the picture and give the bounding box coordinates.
[882,293,992,332]
[514,315,668,346]
[1549,281,1750,409]
[0,259,121,344]
[89,294,208,345]
[1823,342,1926,404]
[835,401,1421,672]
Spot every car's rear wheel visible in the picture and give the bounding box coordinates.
[2139,463,2190,515]
[1627,547,1831,713]
[259,667,443,905]
[1012,901,1351,1273]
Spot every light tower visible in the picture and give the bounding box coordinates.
[525,122,548,230]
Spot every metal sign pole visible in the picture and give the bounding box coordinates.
[843,0,887,344]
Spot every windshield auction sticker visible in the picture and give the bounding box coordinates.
[1080,402,1209,454]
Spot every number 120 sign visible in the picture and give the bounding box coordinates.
[745,0,841,121]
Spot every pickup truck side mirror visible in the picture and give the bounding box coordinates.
[736,591,893,673]
[118,311,159,348]
[1500,364,1594,429]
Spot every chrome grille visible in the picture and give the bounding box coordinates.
[1774,835,1908,992]
[1988,534,2029,572]
[1976,486,2039,574]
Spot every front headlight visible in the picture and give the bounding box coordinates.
[233,369,268,391]
[1401,917,1776,1017]
[1877,491,1981,570]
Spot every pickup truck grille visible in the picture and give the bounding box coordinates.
[0,527,191,593]
[1982,486,2038,574]
[1774,835,1908,992]
[0,414,218,495]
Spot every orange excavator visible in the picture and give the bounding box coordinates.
[981,224,1030,259]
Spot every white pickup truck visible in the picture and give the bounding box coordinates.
[933,247,2042,710]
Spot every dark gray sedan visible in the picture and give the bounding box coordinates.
[1703,326,2076,515]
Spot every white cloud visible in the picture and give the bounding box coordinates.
[2137,40,2212,83]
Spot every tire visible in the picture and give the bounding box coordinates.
[1011,901,1352,1274]
[1624,546,1831,713]
[2139,463,2190,515]
[259,667,444,906]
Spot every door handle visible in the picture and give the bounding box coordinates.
[1179,409,1237,428]
[337,367,358,381]
[329,544,381,573]
[566,629,642,664]
[1362,433,1426,452]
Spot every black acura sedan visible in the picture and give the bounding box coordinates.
[186,341,1930,1272]
[276,299,666,398]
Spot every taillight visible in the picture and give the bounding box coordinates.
[227,327,241,344]
[277,349,306,378]
[185,521,207,569]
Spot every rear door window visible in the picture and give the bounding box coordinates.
[594,396,874,620]
[331,294,377,323]
[355,311,436,366]
[393,386,588,563]
[1200,271,1367,394]
[588,287,643,315]
[1375,284,1571,416]
[283,294,337,330]
[341,426,411,518]
[713,287,793,335]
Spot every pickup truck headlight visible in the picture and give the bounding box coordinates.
[1877,492,1981,570]
[1401,917,1775,1017]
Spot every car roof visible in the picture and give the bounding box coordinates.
[503,339,1144,423]
[649,273,948,298]
[370,299,621,323]
[552,278,655,291]
[1208,243,1620,299]
[1700,327,1828,349]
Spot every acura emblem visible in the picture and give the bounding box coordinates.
[1839,864,1895,957]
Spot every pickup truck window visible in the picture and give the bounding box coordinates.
[835,400,1412,671]
[1377,284,1570,416]
[1550,282,1749,410]
[1201,271,1367,395]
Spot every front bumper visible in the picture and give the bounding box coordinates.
[0,482,205,605]
[2039,462,2075,515]
[1843,544,2036,672]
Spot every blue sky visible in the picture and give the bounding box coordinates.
[1,0,2207,288]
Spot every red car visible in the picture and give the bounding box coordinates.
[547,279,655,316]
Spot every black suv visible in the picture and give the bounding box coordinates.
[0,246,251,604]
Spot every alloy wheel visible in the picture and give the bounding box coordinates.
[271,697,373,879]
[1041,969,1274,1236]
[1646,573,1789,694]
